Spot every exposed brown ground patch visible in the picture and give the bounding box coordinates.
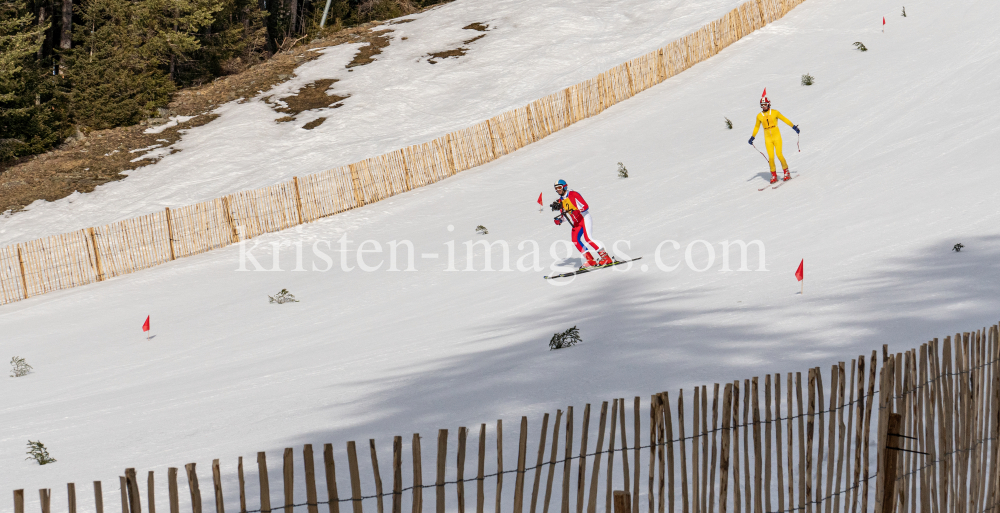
[346,30,394,68]
[0,114,218,213]
[302,117,327,130]
[463,22,488,31]
[427,25,487,64]
[268,79,349,119]
[463,34,485,45]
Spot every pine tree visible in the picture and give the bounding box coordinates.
[0,0,70,163]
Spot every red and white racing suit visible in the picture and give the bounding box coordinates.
[558,189,603,254]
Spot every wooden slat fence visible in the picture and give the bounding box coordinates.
[13,324,1000,513]
[0,0,812,306]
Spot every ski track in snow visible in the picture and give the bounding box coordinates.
[3,0,1000,510]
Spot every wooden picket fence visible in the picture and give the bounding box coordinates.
[11,324,1000,513]
[0,0,814,306]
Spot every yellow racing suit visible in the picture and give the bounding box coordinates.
[751,109,795,174]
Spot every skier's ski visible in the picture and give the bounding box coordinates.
[771,175,796,189]
[543,257,643,280]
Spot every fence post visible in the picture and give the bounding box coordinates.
[880,413,903,513]
[120,478,129,513]
[68,483,77,513]
[148,473,156,513]
[304,445,319,513]
[347,441,363,513]
[292,177,305,224]
[164,208,176,260]
[95,482,105,513]
[40,489,51,513]
[612,492,630,513]
[283,449,294,513]
[212,460,225,513]
[168,469,180,513]
[185,464,202,513]
[16,245,29,295]
[348,165,365,208]
[220,197,239,244]
[14,490,24,513]
[126,468,142,513]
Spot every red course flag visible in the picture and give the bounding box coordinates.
[795,259,804,282]
[537,192,543,206]
[142,315,150,332]
[883,16,886,25]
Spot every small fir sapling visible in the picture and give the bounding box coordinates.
[854,42,868,52]
[724,117,733,129]
[953,243,964,252]
[549,326,582,350]
[26,441,56,465]
[269,289,299,304]
[475,225,489,235]
[901,6,906,16]
[801,73,815,86]
[10,356,32,377]
[617,162,629,178]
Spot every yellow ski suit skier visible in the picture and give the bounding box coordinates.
[749,96,799,181]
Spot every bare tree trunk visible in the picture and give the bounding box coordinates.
[59,0,71,74]
[287,0,297,38]
[36,4,48,59]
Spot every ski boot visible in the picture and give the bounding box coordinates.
[597,249,613,266]
[583,252,598,268]
[769,171,779,184]
[783,169,791,181]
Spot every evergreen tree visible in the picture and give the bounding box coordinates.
[0,0,70,163]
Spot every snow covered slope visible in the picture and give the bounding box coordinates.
[4,0,1000,511]
[0,0,748,246]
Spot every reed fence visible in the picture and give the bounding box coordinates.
[12,324,1000,513]
[0,0,813,306]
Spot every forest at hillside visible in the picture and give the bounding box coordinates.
[0,0,445,165]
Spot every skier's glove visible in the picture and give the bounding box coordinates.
[549,200,562,212]
[792,125,800,134]
[553,217,563,226]
[748,136,755,145]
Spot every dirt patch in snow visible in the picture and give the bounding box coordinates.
[269,79,350,119]
[0,114,217,214]
[463,22,489,31]
[347,30,394,68]
[302,118,327,130]
[427,25,488,64]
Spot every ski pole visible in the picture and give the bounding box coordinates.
[751,143,769,162]
[797,132,801,152]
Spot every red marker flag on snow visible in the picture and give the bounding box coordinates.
[537,192,544,212]
[795,259,804,282]
[882,17,886,25]
[142,315,150,332]
[761,87,767,98]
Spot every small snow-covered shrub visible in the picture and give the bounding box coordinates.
[26,441,55,465]
[549,326,581,350]
[953,243,964,252]
[853,42,868,52]
[801,73,814,86]
[617,162,629,178]
[724,117,733,129]
[269,289,299,304]
[10,356,32,377]
[901,6,906,17]
[476,225,489,235]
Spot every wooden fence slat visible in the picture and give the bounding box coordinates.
[719,384,734,513]
[860,350,878,513]
[652,395,662,513]
[283,449,294,513]
[212,460,224,513]
[709,384,721,513]
[849,356,863,513]
[815,368,826,513]
[701,386,710,513]
[304,445,319,513]
[40,488,52,513]
[436,430,447,513]
[119,478,128,513]
[763,377,772,513]
[370,440,385,513]
[832,363,847,513]
[805,370,816,513]
[347,442,363,513]
[732,382,741,513]
[515,417,529,513]
[694,389,702,513]
[148,474,156,513]
[796,372,806,513]
[576,405,590,513]
[259,453,272,513]
[532,414,550,513]
[324,444,341,513]
[394,437,404,513]
[497,420,504,513]
[168,470,179,513]
[632,396,642,513]
[69,483,77,513]
[751,378,762,513]
[477,425,485,513]
[774,375,784,513]
[239,458,247,513]
[543,411,563,513]
[562,407,574,513]
[741,380,750,513]
[678,391,690,513]
[457,429,467,513]
[586,403,608,513]
[185,464,202,513]
[825,366,838,513]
